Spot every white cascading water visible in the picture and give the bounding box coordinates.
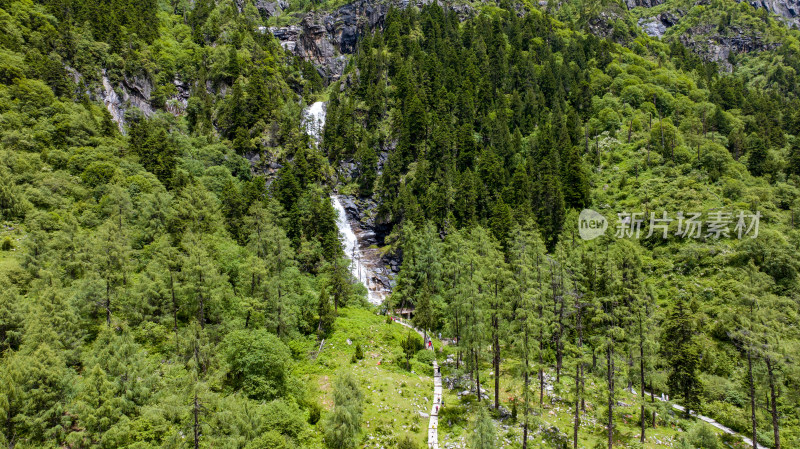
[302,101,385,305]
[303,101,326,142]
[331,196,385,305]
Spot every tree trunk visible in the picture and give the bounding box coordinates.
[455,314,461,370]
[523,334,530,449]
[608,343,615,449]
[748,349,758,449]
[556,303,564,383]
[475,349,482,402]
[553,264,564,383]
[493,324,499,409]
[640,321,647,443]
[581,363,586,412]
[193,392,200,449]
[767,358,780,449]
[105,281,112,326]
[574,302,584,449]
[627,120,632,143]
[493,285,500,410]
[574,361,580,449]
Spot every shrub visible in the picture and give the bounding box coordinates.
[245,430,287,449]
[400,332,423,370]
[287,339,310,360]
[324,372,363,449]
[223,330,291,400]
[1,237,12,251]
[308,402,321,425]
[707,400,749,434]
[397,435,418,449]
[687,422,720,449]
[262,399,305,438]
[81,161,118,187]
[439,405,467,426]
[415,349,434,365]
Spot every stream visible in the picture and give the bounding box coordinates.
[303,101,389,306]
[331,196,388,305]
[303,101,326,142]
[299,101,761,448]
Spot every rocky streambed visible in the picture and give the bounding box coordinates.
[332,194,398,305]
[301,100,398,305]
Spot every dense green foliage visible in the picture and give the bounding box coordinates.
[326,2,800,448]
[2,0,800,446]
[0,0,356,448]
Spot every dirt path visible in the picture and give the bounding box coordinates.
[393,317,425,339]
[642,390,757,447]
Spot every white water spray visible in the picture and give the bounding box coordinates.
[331,196,386,305]
[303,101,326,142]
[302,101,387,305]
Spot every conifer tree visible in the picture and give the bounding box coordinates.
[470,407,496,449]
[662,294,702,417]
[324,372,364,449]
[508,223,547,448]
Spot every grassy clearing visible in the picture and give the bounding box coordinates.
[293,308,739,448]
[296,307,439,449]
[435,350,743,449]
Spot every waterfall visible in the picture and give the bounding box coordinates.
[331,196,385,305]
[301,101,387,305]
[303,101,326,142]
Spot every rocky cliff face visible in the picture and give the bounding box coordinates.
[630,0,799,26]
[624,0,665,9]
[270,0,474,80]
[338,195,400,289]
[741,0,800,27]
[638,10,682,37]
[678,24,780,70]
[633,0,790,70]
[69,68,189,133]
[269,0,392,80]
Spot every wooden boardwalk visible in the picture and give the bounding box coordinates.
[391,316,441,449]
[428,360,441,449]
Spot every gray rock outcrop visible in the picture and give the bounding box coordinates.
[624,0,664,9]
[629,0,800,27]
[638,11,681,37]
[255,0,288,19]
[270,0,475,80]
[678,24,780,71]
[741,0,800,27]
[90,70,189,132]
